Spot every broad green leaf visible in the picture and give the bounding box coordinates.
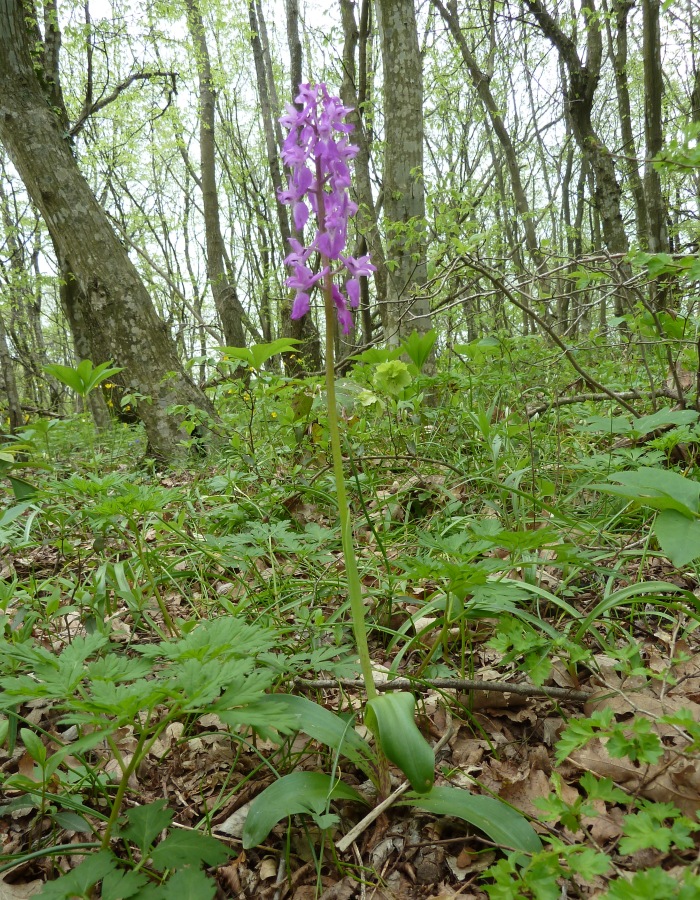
[249,338,302,370]
[150,830,230,871]
[44,362,86,395]
[119,799,173,854]
[592,467,700,516]
[401,329,437,372]
[37,850,117,898]
[350,346,402,366]
[399,785,542,853]
[365,693,434,794]
[255,695,377,777]
[242,772,366,849]
[654,509,700,566]
[631,408,698,436]
[20,727,46,765]
[7,475,38,501]
[217,338,300,371]
[44,360,123,398]
[53,811,93,834]
[0,502,33,528]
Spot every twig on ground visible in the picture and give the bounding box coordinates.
[294,676,590,702]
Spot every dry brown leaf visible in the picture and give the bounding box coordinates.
[259,857,278,880]
[0,875,43,899]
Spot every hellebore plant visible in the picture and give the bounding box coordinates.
[240,84,541,857]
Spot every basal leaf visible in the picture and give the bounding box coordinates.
[255,694,377,777]
[242,772,366,849]
[654,509,700,566]
[365,693,434,794]
[401,329,437,372]
[400,785,542,853]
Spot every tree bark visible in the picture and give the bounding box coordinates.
[642,0,668,255]
[280,0,321,372]
[606,0,647,245]
[0,309,23,432]
[525,0,630,258]
[376,0,433,345]
[0,0,215,460]
[185,0,247,349]
[340,0,388,344]
[433,0,548,283]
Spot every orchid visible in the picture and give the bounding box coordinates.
[278,82,375,334]
[275,83,435,804]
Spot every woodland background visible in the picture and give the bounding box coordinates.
[0,0,698,451]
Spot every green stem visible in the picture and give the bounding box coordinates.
[321,263,377,703]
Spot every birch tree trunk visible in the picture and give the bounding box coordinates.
[0,0,215,461]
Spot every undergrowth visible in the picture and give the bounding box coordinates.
[1,332,699,898]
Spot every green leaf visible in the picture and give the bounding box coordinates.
[400,329,437,372]
[592,467,700,516]
[150,830,231,871]
[631,408,698,436]
[44,363,86,395]
[400,785,542,853]
[100,867,151,900]
[37,850,117,898]
[53,811,94,834]
[158,867,218,900]
[653,509,700,566]
[242,772,366,849]
[365,693,434,793]
[20,727,46,765]
[216,338,301,371]
[7,475,38,501]
[44,360,123,398]
[255,695,377,777]
[373,360,412,397]
[119,799,173,854]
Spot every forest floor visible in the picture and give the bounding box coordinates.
[1,371,700,899]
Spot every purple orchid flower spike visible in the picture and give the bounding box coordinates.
[278,82,376,334]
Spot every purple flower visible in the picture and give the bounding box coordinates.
[278,82,374,333]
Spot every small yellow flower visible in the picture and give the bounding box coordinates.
[271,411,277,419]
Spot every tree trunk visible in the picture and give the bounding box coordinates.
[376,0,433,346]
[0,309,23,432]
[642,0,668,256]
[340,0,388,344]
[525,0,629,258]
[185,0,247,349]
[281,0,322,372]
[433,0,548,282]
[0,0,216,460]
[607,0,648,246]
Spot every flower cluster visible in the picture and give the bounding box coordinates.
[278,83,375,333]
